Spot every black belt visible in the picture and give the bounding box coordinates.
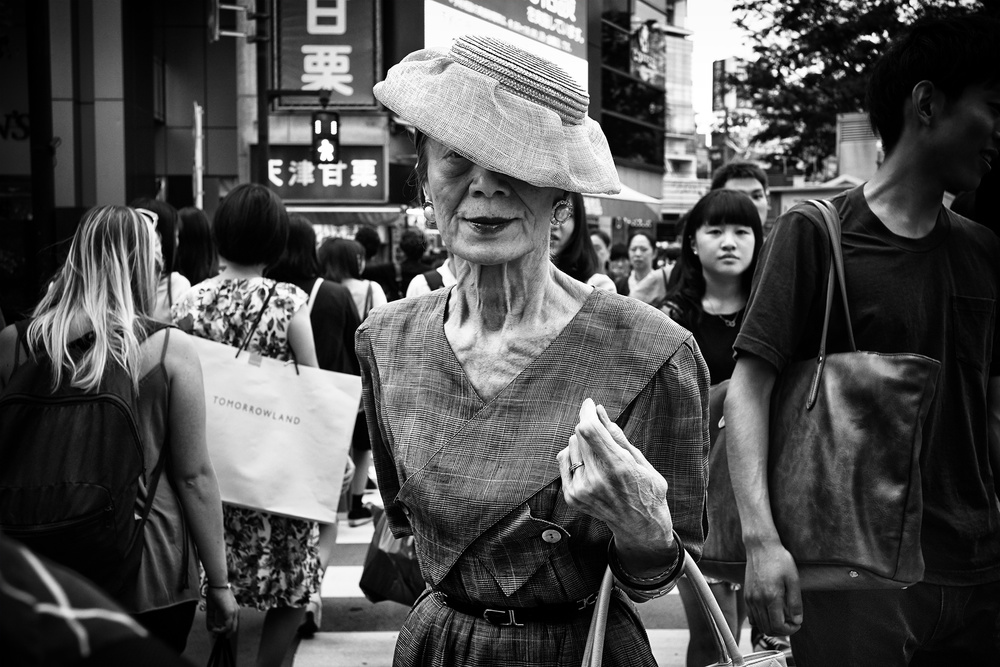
[434,591,600,627]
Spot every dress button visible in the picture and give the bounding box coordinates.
[541,529,562,544]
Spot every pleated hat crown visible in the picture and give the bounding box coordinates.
[373,35,621,194]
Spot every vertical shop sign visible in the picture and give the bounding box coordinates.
[712,60,727,112]
[629,20,666,89]
[275,0,379,108]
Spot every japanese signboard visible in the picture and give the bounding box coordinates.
[425,0,588,90]
[254,144,387,203]
[275,0,380,109]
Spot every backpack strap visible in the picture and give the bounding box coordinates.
[423,269,444,291]
[13,320,31,368]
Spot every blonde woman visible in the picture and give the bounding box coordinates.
[0,205,238,652]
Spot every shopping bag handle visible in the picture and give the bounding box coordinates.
[236,283,277,357]
[683,550,747,666]
[234,282,301,375]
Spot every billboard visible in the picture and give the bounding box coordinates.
[424,0,589,91]
[629,20,665,88]
[275,0,380,109]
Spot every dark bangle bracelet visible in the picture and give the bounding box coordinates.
[207,583,231,591]
[608,530,684,591]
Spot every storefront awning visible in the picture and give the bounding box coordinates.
[583,184,661,220]
[286,205,405,227]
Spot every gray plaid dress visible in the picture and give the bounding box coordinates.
[356,287,709,666]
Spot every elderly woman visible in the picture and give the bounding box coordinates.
[357,36,709,666]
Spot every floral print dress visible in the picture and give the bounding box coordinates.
[172,276,322,610]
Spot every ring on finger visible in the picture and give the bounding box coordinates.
[569,462,585,474]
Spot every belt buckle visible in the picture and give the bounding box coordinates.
[577,591,598,611]
[483,608,523,627]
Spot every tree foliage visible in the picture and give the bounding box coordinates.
[731,0,992,177]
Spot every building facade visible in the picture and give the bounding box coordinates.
[1,0,700,319]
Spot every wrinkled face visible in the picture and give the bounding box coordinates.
[722,177,769,225]
[692,220,756,279]
[628,234,654,273]
[590,233,610,267]
[930,83,1000,193]
[423,137,562,266]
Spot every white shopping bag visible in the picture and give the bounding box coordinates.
[190,335,361,523]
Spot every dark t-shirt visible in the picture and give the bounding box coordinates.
[400,258,434,295]
[664,297,742,384]
[291,277,361,376]
[362,262,401,302]
[735,185,1000,585]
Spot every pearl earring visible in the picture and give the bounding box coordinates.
[422,200,437,229]
[551,199,573,227]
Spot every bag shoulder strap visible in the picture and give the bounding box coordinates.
[13,319,31,367]
[363,282,373,318]
[237,283,277,357]
[803,199,858,408]
[660,266,670,291]
[308,278,323,308]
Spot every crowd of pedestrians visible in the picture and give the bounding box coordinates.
[1,10,999,667]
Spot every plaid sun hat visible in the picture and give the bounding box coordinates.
[373,35,621,195]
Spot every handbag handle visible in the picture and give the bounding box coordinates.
[580,566,615,667]
[803,199,857,409]
[683,551,748,666]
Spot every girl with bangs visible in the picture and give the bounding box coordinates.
[659,189,763,667]
[0,205,237,652]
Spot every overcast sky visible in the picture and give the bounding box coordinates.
[685,0,753,136]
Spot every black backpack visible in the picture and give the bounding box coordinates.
[0,320,169,599]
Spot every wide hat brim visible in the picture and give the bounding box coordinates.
[373,38,622,195]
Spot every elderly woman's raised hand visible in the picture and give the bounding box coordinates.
[557,399,674,556]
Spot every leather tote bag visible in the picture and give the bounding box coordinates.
[190,286,362,523]
[700,200,941,590]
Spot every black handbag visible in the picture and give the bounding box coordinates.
[206,635,235,667]
[358,506,427,606]
[700,199,941,590]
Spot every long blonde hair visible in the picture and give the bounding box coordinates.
[26,205,161,391]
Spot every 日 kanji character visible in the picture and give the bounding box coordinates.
[301,45,354,95]
[319,162,348,187]
[350,159,378,187]
[307,0,346,35]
